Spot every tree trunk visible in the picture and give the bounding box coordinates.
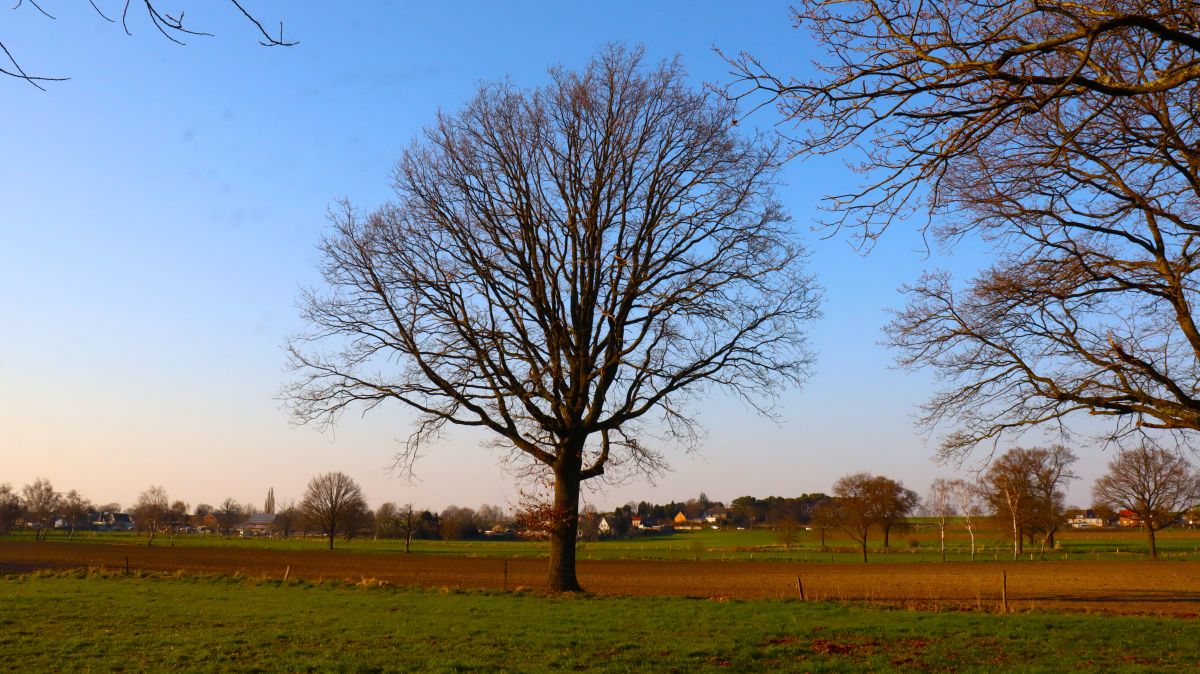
[967,526,976,561]
[883,525,891,548]
[404,533,412,554]
[939,522,946,562]
[1010,509,1020,561]
[1147,525,1158,559]
[328,522,336,550]
[548,462,583,592]
[860,539,868,563]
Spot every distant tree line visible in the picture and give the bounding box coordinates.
[5,443,1200,558]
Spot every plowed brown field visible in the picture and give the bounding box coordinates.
[3,541,1198,616]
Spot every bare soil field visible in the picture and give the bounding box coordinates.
[2,541,1198,616]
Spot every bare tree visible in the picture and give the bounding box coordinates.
[439,505,480,541]
[832,472,877,563]
[1093,445,1200,558]
[982,446,1077,560]
[872,476,919,549]
[775,516,801,550]
[273,501,301,538]
[60,490,92,540]
[0,484,22,535]
[287,46,820,592]
[215,497,243,536]
[949,479,985,561]
[925,479,955,562]
[193,503,213,530]
[22,478,60,541]
[476,504,507,531]
[341,499,373,542]
[264,487,276,515]
[5,1,295,90]
[300,472,366,550]
[391,503,421,553]
[132,485,169,545]
[809,498,836,547]
[732,1,1200,459]
[166,499,189,543]
[374,502,398,541]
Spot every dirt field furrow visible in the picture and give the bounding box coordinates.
[3,541,1199,616]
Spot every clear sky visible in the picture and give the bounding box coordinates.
[1,1,1109,513]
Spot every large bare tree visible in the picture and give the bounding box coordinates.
[731,1,1200,459]
[1093,444,1200,557]
[300,472,367,550]
[287,46,820,591]
[5,1,294,89]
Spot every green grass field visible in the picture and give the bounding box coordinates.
[16,523,1200,563]
[2,571,1197,672]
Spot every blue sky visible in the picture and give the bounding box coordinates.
[0,1,1107,512]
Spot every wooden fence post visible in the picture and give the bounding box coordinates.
[1001,570,1008,614]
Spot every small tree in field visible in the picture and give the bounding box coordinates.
[832,472,877,563]
[775,517,801,550]
[287,46,820,591]
[391,503,421,553]
[21,479,59,541]
[949,479,984,561]
[872,477,919,549]
[273,501,301,538]
[1093,445,1200,558]
[983,446,1076,560]
[925,479,955,562]
[0,484,22,535]
[132,486,170,545]
[60,490,92,540]
[809,498,836,547]
[215,498,243,536]
[375,502,398,541]
[300,472,367,550]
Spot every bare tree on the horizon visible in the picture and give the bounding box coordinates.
[300,472,367,550]
[1093,444,1200,558]
[21,478,60,542]
[287,46,820,592]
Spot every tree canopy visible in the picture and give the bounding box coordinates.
[731,0,1200,458]
[288,46,820,590]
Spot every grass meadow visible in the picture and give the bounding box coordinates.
[3,570,1198,672]
[16,523,1200,564]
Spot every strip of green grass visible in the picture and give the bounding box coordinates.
[0,571,1196,672]
[13,526,1200,563]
